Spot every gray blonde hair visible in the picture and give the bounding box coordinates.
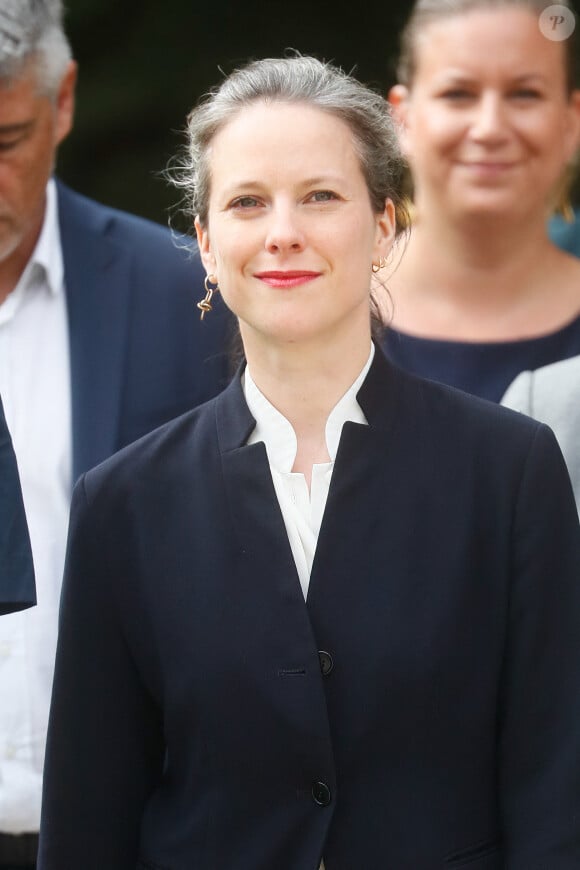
[169,55,409,235]
[0,0,71,96]
[397,0,577,91]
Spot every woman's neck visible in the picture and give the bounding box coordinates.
[386,210,580,341]
[242,327,371,483]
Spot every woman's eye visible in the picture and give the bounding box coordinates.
[440,90,473,101]
[308,190,338,203]
[510,89,541,100]
[230,196,260,209]
[0,138,21,152]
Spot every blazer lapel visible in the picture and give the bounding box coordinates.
[307,348,403,612]
[215,350,406,614]
[58,183,132,482]
[215,373,307,605]
[215,374,337,787]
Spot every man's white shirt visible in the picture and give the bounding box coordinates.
[0,179,72,832]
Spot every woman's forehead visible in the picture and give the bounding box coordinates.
[207,102,360,177]
[411,6,568,80]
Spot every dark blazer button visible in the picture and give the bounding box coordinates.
[311,780,332,806]
[318,650,333,676]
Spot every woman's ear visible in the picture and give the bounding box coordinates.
[375,199,397,260]
[195,216,217,276]
[388,85,412,159]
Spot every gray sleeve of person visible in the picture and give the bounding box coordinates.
[502,356,580,514]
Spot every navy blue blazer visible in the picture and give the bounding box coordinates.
[39,349,580,870]
[0,395,35,614]
[57,180,233,482]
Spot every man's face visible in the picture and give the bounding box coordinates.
[0,60,75,284]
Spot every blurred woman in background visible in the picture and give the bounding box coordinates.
[383,0,580,401]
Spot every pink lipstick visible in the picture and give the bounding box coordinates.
[254,270,321,288]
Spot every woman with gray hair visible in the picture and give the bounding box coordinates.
[38,55,580,869]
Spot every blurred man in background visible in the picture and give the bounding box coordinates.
[0,2,230,866]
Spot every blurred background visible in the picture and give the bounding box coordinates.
[58,0,415,230]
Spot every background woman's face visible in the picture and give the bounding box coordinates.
[195,101,394,352]
[394,7,580,223]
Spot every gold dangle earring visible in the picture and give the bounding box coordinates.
[371,257,387,274]
[197,274,219,320]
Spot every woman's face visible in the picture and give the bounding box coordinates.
[390,7,580,223]
[195,101,395,353]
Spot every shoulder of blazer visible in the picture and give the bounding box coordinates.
[77,368,250,507]
[366,347,542,445]
[80,390,227,504]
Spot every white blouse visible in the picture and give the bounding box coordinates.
[244,344,373,601]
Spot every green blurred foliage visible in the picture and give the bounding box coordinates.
[57,0,414,227]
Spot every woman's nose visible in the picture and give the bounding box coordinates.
[264,205,305,254]
[469,92,509,143]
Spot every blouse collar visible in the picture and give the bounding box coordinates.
[244,343,374,473]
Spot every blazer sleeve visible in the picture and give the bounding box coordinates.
[38,475,164,870]
[0,396,35,614]
[499,423,580,868]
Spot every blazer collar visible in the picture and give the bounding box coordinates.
[215,342,402,454]
[215,362,256,453]
[354,340,402,433]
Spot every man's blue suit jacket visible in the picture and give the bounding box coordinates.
[3,183,230,615]
[0,394,35,614]
[57,180,232,483]
[39,348,580,869]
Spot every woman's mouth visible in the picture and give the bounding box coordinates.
[254,270,322,288]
